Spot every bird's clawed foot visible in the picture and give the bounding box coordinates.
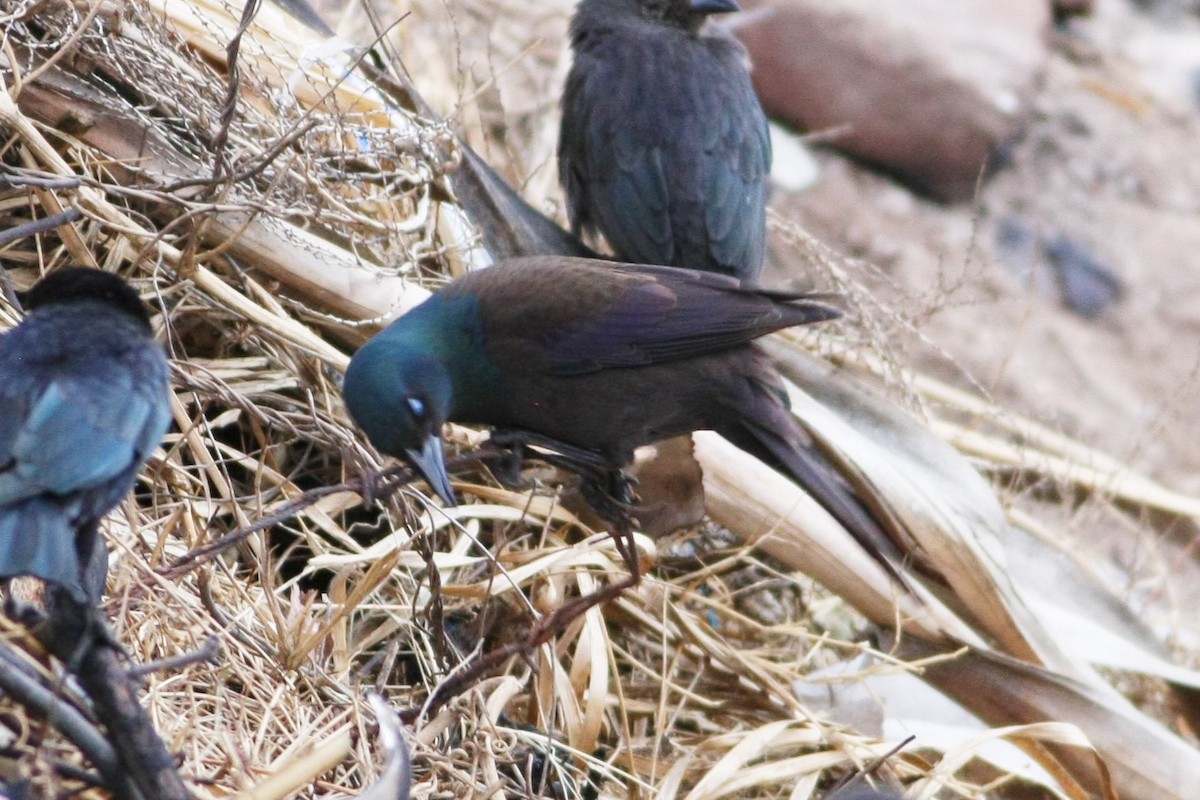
[358,464,421,506]
[579,468,641,581]
[358,468,385,506]
[479,430,531,489]
[484,430,641,579]
[578,468,637,520]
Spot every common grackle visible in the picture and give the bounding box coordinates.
[0,268,171,602]
[559,0,771,280]
[343,257,897,571]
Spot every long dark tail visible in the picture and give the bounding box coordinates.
[721,395,908,585]
[0,499,94,601]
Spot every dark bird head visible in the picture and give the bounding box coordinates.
[343,338,457,505]
[578,0,740,33]
[23,267,153,329]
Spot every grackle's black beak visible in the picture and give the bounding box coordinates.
[404,434,456,505]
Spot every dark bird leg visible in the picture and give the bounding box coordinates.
[77,521,109,607]
[578,471,641,582]
[486,429,641,580]
[485,429,637,510]
[477,430,532,490]
[487,428,616,474]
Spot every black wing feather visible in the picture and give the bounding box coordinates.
[474,259,838,375]
[559,24,770,279]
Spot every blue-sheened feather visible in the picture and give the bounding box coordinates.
[559,0,771,279]
[343,256,902,581]
[0,275,170,601]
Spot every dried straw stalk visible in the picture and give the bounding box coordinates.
[0,1,1198,799]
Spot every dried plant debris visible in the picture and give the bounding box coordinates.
[0,0,1198,799]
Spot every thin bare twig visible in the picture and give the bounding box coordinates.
[0,207,83,247]
[0,642,136,797]
[0,172,81,189]
[211,0,263,181]
[30,594,190,800]
[127,636,220,678]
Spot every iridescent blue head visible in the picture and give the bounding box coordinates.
[343,337,456,505]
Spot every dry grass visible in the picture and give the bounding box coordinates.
[0,1,1198,799]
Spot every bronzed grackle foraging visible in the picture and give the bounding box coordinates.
[559,0,771,280]
[0,268,171,603]
[343,257,898,574]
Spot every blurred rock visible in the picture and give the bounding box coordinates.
[995,214,1057,296]
[1044,234,1124,318]
[736,0,1052,201]
[994,216,1124,318]
[626,436,707,537]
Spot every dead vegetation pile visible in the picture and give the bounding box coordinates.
[0,1,1199,798]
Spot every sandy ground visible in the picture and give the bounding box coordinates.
[764,0,1200,642]
[774,7,1200,486]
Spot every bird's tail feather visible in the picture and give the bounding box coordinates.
[0,500,89,600]
[725,407,908,585]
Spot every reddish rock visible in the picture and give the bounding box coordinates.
[737,0,1052,201]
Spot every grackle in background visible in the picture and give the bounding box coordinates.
[343,257,898,574]
[0,268,171,603]
[559,0,771,280]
